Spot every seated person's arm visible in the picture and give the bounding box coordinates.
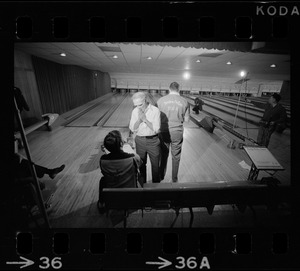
[123,143,135,154]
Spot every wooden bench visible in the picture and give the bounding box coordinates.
[102,181,290,228]
[14,113,58,148]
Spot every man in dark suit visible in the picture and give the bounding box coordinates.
[257,93,287,148]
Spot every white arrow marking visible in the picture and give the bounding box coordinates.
[146,257,172,269]
[6,256,34,269]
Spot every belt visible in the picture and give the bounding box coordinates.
[137,134,158,139]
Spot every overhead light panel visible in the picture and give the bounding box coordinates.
[60,53,66,57]
[98,46,122,52]
[112,55,118,59]
[226,61,232,65]
[270,64,276,68]
[147,56,152,60]
[198,52,224,58]
[196,59,201,63]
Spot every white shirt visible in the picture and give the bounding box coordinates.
[129,104,160,136]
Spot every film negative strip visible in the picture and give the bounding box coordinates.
[1,1,300,270]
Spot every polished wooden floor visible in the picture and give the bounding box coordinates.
[20,91,291,228]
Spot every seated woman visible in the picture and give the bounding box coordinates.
[98,130,143,213]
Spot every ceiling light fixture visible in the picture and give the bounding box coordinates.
[112,55,118,59]
[240,70,247,78]
[270,64,276,68]
[226,61,232,65]
[183,72,190,80]
[147,56,152,60]
[60,53,66,57]
[196,59,201,63]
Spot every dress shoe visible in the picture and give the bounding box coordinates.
[49,164,65,179]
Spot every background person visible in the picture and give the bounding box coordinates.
[192,97,204,114]
[257,93,287,148]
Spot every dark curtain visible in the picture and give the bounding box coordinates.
[32,56,69,114]
[31,56,110,115]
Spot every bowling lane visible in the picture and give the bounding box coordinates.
[200,96,264,118]
[205,96,265,114]
[186,95,261,127]
[103,94,134,127]
[185,95,235,124]
[67,93,126,127]
[200,95,290,124]
[213,95,264,110]
[184,95,263,143]
[188,95,262,124]
[62,92,115,121]
[187,94,290,162]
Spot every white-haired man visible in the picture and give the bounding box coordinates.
[129,92,161,184]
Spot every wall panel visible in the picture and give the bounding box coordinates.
[279,80,290,101]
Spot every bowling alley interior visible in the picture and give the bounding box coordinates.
[12,42,292,228]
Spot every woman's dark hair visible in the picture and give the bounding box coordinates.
[194,97,200,105]
[104,130,123,153]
